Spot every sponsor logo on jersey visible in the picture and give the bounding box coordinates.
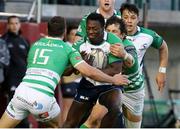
[139,43,148,50]
[17,96,33,107]
[33,101,43,110]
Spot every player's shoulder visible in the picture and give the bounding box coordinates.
[140,26,163,41]
[81,12,92,20]
[139,26,157,36]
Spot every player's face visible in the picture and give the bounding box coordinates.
[106,24,124,39]
[7,18,21,34]
[87,20,104,43]
[67,28,77,44]
[121,9,139,35]
[98,0,115,12]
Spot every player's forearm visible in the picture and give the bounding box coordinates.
[159,41,168,68]
[77,62,114,83]
[88,67,115,83]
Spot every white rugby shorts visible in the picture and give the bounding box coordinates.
[122,88,145,116]
[6,83,60,122]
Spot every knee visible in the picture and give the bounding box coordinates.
[108,106,121,115]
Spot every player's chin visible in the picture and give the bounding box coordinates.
[88,36,96,41]
[127,27,133,32]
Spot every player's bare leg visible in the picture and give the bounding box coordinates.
[0,112,21,128]
[84,103,107,128]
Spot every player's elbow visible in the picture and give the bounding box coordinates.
[160,41,168,52]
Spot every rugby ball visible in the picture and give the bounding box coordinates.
[89,48,108,69]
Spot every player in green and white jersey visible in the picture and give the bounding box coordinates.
[0,16,129,128]
[63,13,126,128]
[75,0,121,41]
[110,3,168,128]
[80,16,143,128]
[108,16,145,128]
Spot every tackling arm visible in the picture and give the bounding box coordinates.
[75,61,129,86]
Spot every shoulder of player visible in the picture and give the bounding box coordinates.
[139,26,157,37]
[81,12,92,21]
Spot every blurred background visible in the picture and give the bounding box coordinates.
[0,0,180,128]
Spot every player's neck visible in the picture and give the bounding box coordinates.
[46,36,63,41]
[89,36,104,45]
[127,26,138,36]
[98,8,114,19]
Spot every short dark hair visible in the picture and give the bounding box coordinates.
[67,24,78,35]
[48,16,66,37]
[7,15,20,23]
[105,16,127,35]
[120,3,139,16]
[86,13,105,27]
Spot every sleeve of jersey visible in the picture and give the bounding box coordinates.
[108,41,123,64]
[76,16,87,38]
[124,39,137,59]
[108,33,123,64]
[151,32,163,49]
[108,52,123,64]
[69,43,84,68]
[69,49,84,68]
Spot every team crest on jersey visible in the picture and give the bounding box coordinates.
[33,101,43,110]
[139,43,148,50]
[75,56,82,60]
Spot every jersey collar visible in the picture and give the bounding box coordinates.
[96,8,117,15]
[130,26,141,36]
[103,31,108,40]
[45,36,63,41]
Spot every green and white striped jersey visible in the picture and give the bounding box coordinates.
[22,37,83,96]
[122,39,144,92]
[126,26,163,73]
[76,9,121,38]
